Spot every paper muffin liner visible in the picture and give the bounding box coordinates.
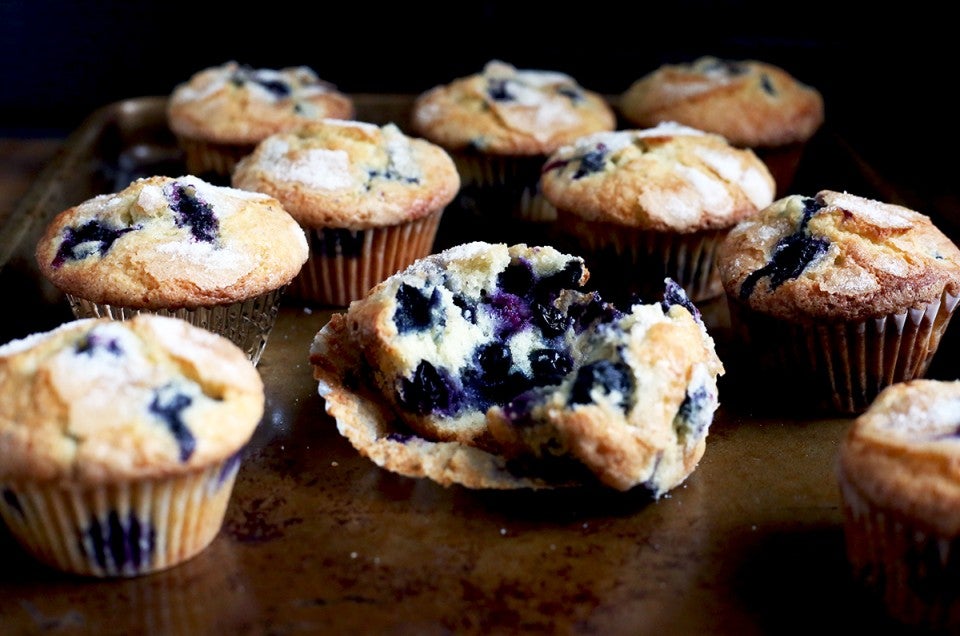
[175,135,256,182]
[727,290,960,414]
[838,467,960,629]
[291,209,444,307]
[554,210,726,304]
[0,454,243,577]
[65,287,286,366]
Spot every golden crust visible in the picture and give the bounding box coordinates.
[539,123,775,232]
[231,120,460,229]
[619,56,825,148]
[717,190,960,321]
[410,60,616,156]
[838,379,960,537]
[166,61,354,145]
[0,315,264,484]
[35,175,309,309]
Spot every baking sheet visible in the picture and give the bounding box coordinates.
[0,95,938,634]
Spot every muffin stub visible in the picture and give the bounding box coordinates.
[166,61,355,145]
[35,174,309,310]
[410,60,616,157]
[619,55,825,149]
[311,242,724,495]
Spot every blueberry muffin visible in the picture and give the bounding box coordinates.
[35,174,309,365]
[838,379,960,630]
[232,118,460,307]
[540,122,775,303]
[717,190,960,413]
[619,56,825,196]
[310,242,724,495]
[167,61,355,178]
[0,314,265,577]
[410,60,616,238]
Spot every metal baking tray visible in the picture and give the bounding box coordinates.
[0,95,942,634]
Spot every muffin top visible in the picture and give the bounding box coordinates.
[231,119,461,229]
[0,315,265,484]
[540,122,776,232]
[410,60,616,156]
[838,379,960,537]
[166,61,355,145]
[35,174,309,309]
[311,241,723,494]
[619,56,825,148]
[717,190,960,321]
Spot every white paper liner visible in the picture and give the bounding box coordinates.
[729,290,960,413]
[65,288,285,366]
[291,210,443,307]
[0,459,241,577]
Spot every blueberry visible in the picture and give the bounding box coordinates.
[573,145,608,179]
[2,488,23,516]
[674,385,712,442]
[485,292,532,337]
[537,261,584,300]
[555,85,584,103]
[704,59,747,75]
[75,332,124,357]
[386,431,414,443]
[81,510,155,573]
[568,293,622,332]
[498,261,535,298]
[254,77,291,98]
[487,78,513,101]
[316,227,365,257]
[739,197,829,300]
[464,342,530,407]
[529,349,573,386]
[398,360,460,416]
[52,220,136,267]
[394,284,443,333]
[165,182,218,243]
[476,342,512,378]
[533,301,570,337]
[453,294,478,324]
[149,387,197,462]
[661,278,701,323]
[570,360,634,407]
[366,168,419,186]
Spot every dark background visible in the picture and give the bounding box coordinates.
[0,2,948,184]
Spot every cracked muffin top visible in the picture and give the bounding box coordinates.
[0,314,264,484]
[410,60,616,157]
[717,190,960,321]
[35,174,309,309]
[167,61,355,145]
[619,56,824,149]
[539,122,775,232]
[231,119,461,229]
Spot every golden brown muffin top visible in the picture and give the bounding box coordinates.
[619,56,824,148]
[410,60,616,156]
[539,122,775,232]
[35,175,309,309]
[232,119,460,229]
[0,315,264,484]
[717,190,960,321]
[167,61,355,144]
[838,379,960,537]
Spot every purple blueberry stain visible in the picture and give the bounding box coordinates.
[739,196,829,300]
[394,284,444,333]
[80,509,156,574]
[52,220,137,267]
[165,182,218,243]
[149,386,197,462]
[316,227,365,258]
[2,488,23,517]
[485,292,532,338]
[570,359,634,408]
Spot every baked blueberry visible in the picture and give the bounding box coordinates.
[487,78,514,102]
[165,182,218,243]
[529,349,573,386]
[674,384,712,443]
[398,360,461,416]
[52,220,136,267]
[661,278,701,323]
[75,332,124,357]
[760,74,777,96]
[394,284,444,333]
[573,145,607,179]
[739,196,829,300]
[498,261,535,298]
[533,301,570,337]
[149,386,197,462]
[570,360,634,407]
[555,85,584,103]
[485,291,533,338]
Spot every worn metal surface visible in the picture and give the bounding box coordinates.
[0,96,942,635]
